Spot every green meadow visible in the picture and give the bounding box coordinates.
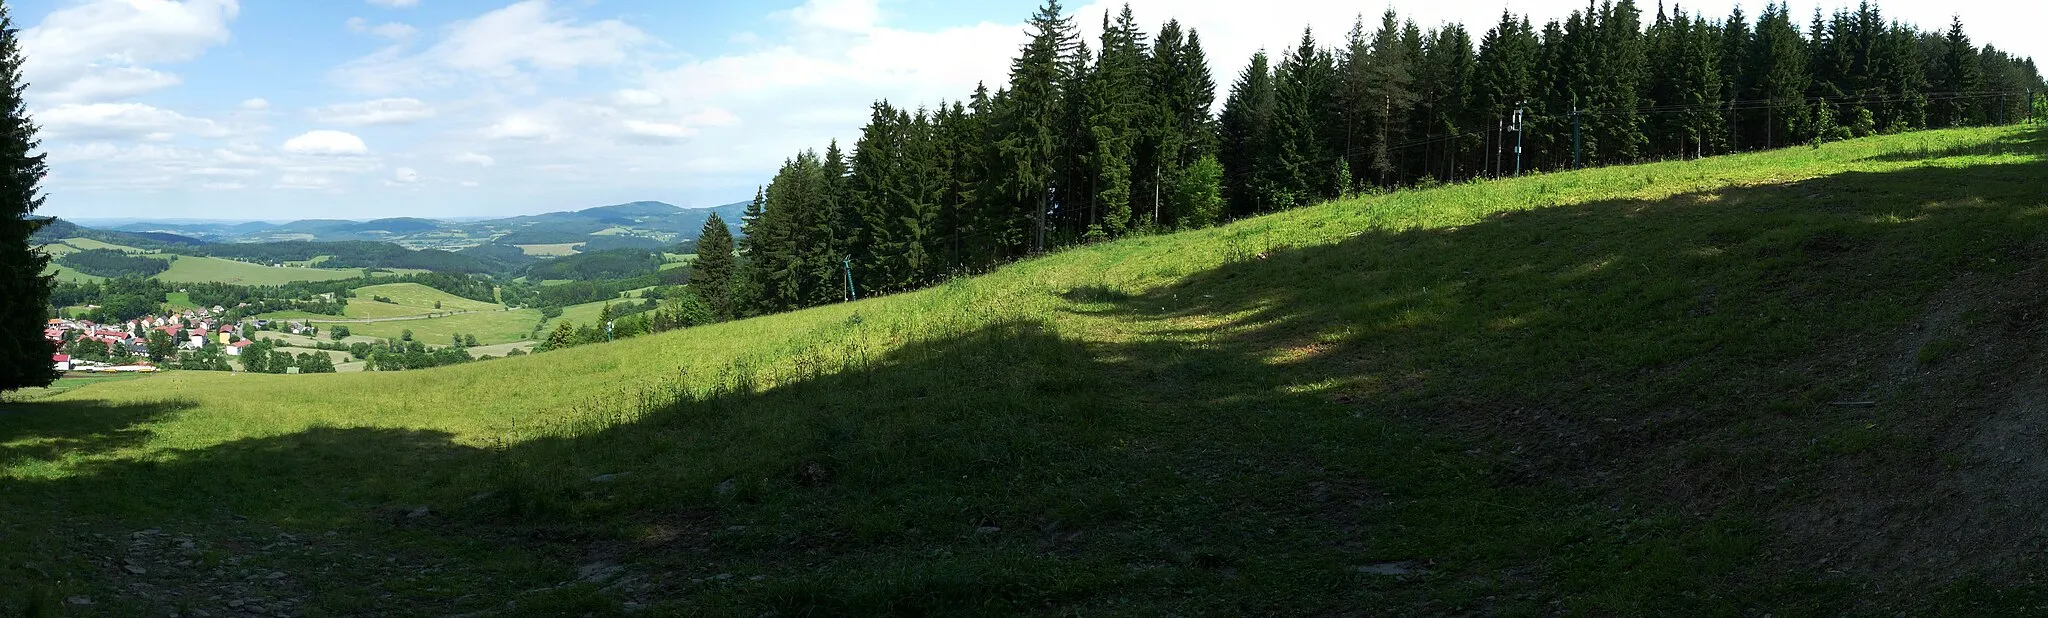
[7,126,2048,615]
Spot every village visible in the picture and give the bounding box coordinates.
[41,305,319,374]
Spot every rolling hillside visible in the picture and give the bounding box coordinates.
[7,126,2048,614]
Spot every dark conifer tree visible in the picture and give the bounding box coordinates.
[1218,51,1277,216]
[1933,16,1983,126]
[1272,27,1336,204]
[0,2,53,392]
[691,214,737,320]
[1000,0,1080,253]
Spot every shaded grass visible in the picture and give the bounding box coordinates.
[6,126,2048,615]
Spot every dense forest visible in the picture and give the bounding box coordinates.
[55,249,169,278]
[715,0,2043,319]
[189,240,493,274]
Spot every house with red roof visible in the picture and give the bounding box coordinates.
[226,340,253,356]
[52,354,70,372]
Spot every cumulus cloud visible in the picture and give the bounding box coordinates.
[451,152,495,166]
[621,120,695,143]
[310,98,436,125]
[483,115,555,140]
[393,167,420,183]
[611,89,663,108]
[335,0,651,93]
[240,98,271,111]
[38,103,225,141]
[20,0,240,103]
[282,130,369,155]
[346,16,417,40]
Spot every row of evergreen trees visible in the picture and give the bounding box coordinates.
[708,0,2041,319]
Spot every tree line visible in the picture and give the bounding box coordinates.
[679,0,2043,321]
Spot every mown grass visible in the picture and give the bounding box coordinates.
[337,283,504,319]
[6,125,2048,615]
[310,308,544,346]
[516,243,582,256]
[155,255,366,285]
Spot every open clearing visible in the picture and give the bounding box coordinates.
[155,255,366,285]
[310,308,543,346]
[515,243,581,256]
[9,126,2048,615]
[340,283,503,319]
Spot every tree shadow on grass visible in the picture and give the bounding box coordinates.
[0,398,195,471]
[11,137,2048,616]
[1083,142,2048,600]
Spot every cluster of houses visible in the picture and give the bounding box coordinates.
[40,306,322,373]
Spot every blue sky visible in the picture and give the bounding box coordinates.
[18,0,2043,221]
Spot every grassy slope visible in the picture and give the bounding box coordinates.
[314,309,544,346]
[7,126,2048,615]
[338,283,504,319]
[155,255,366,285]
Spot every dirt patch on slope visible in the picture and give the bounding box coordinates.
[1779,255,2048,583]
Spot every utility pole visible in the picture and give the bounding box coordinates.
[1153,162,1161,226]
[1035,186,1050,254]
[1513,101,1525,177]
[1571,106,1583,170]
[1729,94,1738,153]
[842,256,857,301]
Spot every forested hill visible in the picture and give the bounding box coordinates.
[717,0,2043,321]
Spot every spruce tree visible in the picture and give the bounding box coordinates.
[1933,17,1982,126]
[691,213,736,321]
[1218,51,1277,216]
[1363,11,1418,185]
[1000,0,1079,254]
[1272,27,1335,205]
[0,2,54,393]
[1749,2,1808,147]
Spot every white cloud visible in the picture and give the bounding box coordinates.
[281,130,369,155]
[240,98,271,111]
[611,89,663,108]
[621,120,696,143]
[483,115,555,140]
[335,0,651,93]
[774,0,880,33]
[275,173,337,190]
[202,182,246,190]
[451,152,495,166]
[368,0,419,7]
[460,180,479,187]
[346,16,417,40]
[20,0,240,103]
[393,167,420,183]
[37,103,224,141]
[310,98,436,125]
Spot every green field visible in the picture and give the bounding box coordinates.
[539,292,654,332]
[310,309,544,346]
[515,243,581,256]
[163,291,200,311]
[60,237,149,253]
[154,255,367,285]
[10,126,2048,614]
[339,283,503,319]
[40,262,104,284]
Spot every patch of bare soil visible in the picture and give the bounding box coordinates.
[1780,256,2048,585]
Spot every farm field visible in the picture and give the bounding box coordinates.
[515,243,581,256]
[154,255,366,285]
[310,308,543,346]
[11,127,2048,615]
[340,283,503,319]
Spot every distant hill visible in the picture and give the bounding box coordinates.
[92,200,749,252]
[32,217,210,250]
